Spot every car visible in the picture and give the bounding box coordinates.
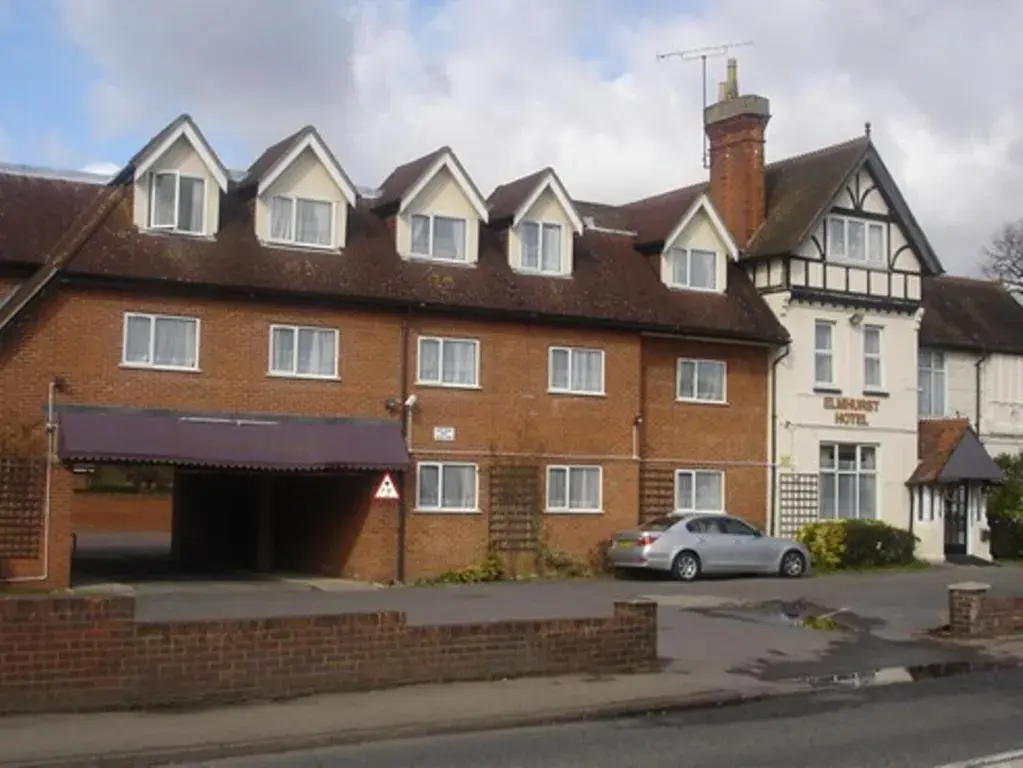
[608,512,812,581]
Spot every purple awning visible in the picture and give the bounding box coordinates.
[57,408,410,471]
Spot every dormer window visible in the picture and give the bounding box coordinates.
[521,222,563,273]
[149,171,205,234]
[667,247,717,291]
[827,215,885,266]
[269,195,333,248]
[411,214,468,262]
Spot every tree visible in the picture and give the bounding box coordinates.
[981,220,1023,296]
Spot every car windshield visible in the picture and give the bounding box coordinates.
[642,515,685,531]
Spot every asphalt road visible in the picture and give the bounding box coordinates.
[186,669,1023,768]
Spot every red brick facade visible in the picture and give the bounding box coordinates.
[948,583,1023,636]
[0,280,772,588]
[72,492,172,533]
[0,595,659,714]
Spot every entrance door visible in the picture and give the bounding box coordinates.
[943,484,968,556]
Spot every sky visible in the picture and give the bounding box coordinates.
[1,0,1021,276]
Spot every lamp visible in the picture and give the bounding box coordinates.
[849,311,865,326]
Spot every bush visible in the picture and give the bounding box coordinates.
[796,519,918,570]
[987,452,1023,560]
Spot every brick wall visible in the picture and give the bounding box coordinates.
[72,492,172,533]
[1,281,772,586]
[0,595,659,715]
[948,582,1023,636]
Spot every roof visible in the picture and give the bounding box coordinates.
[373,146,450,211]
[907,419,1004,485]
[57,406,410,471]
[617,135,944,274]
[920,276,1023,355]
[110,114,230,192]
[239,125,358,205]
[487,168,549,223]
[0,169,790,344]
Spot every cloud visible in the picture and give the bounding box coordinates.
[80,160,120,177]
[58,0,1023,274]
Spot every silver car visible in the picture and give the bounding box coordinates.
[608,512,812,581]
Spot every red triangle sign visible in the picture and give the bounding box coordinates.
[374,473,400,501]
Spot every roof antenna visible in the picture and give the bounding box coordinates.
[657,40,755,170]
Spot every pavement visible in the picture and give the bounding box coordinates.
[180,668,1023,768]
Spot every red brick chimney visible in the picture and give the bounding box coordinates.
[704,58,771,247]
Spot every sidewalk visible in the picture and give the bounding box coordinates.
[0,671,808,767]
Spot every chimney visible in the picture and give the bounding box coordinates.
[704,58,771,247]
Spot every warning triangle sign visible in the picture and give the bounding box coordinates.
[374,473,400,500]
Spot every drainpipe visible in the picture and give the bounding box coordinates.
[395,316,410,584]
[769,344,791,537]
[975,351,990,436]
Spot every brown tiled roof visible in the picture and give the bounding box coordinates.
[908,418,970,485]
[920,276,1023,355]
[486,168,551,223]
[372,146,450,211]
[574,201,636,233]
[110,114,229,188]
[238,126,311,188]
[620,182,707,245]
[0,171,789,344]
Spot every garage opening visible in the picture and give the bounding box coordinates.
[60,406,408,588]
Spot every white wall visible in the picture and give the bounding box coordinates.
[133,135,220,236]
[661,207,731,293]
[396,165,481,263]
[507,186,575,275]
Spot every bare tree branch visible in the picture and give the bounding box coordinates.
[981,219,1023,296]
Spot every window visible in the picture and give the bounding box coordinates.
[546,465,602,512]
[674,470,724,513]
[520,221,563,273]
[919,349,946,417]
[149,171,205,234]
[819,443,876,519]
[410,214,467,261]
[826,215,885,266]
[122,313,199,371]
[718,517,759,536]
[863,325,883,390]
[666,247,717,290]
[269,325,338,379]
[417,337,479,388]
[814,320,835,387]
[416,462,478,512]
[268,196,333,247]
[677,358,726,403]
[548,346,605,395]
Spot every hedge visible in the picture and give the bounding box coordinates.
[987,452,1023,560]
[796,519,918,570]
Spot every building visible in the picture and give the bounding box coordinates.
[0,117,787,590]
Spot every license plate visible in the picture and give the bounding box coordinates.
[615,540,634,548]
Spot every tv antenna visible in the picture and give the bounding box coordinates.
[657,40,755,168]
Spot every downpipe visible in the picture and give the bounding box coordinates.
[769,345,791,537]
[975,351,990,435]
[395,317,410,585]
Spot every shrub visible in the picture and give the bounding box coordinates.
[987,452,1023,560]
[796,519,918,570]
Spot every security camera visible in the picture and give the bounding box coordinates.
[404,394,418,408]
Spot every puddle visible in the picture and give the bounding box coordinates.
[800,659,1023,690]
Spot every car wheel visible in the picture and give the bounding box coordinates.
[779,550,807,578]
[672,551,701,582]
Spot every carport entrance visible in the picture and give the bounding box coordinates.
[59,406,409,587]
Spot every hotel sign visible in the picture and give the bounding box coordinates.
[822,396,880,426]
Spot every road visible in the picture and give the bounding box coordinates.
[187,669,1023,768]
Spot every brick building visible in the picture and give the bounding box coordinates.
[0,110,789,589]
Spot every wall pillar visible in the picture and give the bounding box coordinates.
[948,581,990,636]
[256,476,275,572]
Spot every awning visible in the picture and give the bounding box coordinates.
[57,407,410,471]
[907,418,1004,486]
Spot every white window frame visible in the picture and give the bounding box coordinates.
[267,324,340,380]
[266,194,335,249]
[863,324,883,392]
[148,170,206,234]
[416,336,481,389]
[676,358,727,403]
[409,213,469,262]
[826,214,886,267]
[121,312,201,372]
[673,469,725,514]
[519,220,564,274]
[547,346,606,396]
[818,443,877,520]
[415,462,479,513]
[666,246,718,291]
[814,320,835,387]
[918,348,947,418]
[545,465,603,513]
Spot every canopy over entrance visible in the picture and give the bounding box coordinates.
[907,418,1004,486]
[58,406,410,471]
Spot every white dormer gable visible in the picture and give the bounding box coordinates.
[660,194,737,294]
[396,149,489,265]
[507,170,584,278]
[130,116,229,238]
[253,128,358,251]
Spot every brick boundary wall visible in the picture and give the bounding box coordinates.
[948,582,1023,636]
[0,596,659,715]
